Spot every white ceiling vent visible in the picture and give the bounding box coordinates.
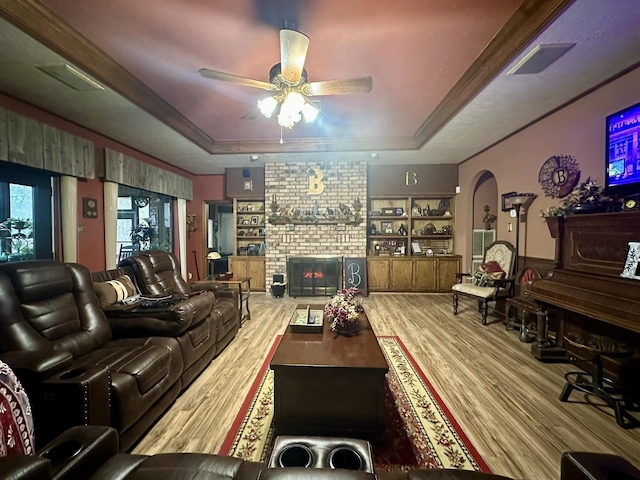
[36,64,104,91]
[507,43,576,75]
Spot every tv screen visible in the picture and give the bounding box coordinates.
[605,101,640,197]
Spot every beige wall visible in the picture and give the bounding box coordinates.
[456,66,640,268]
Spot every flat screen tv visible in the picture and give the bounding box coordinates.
[605,101,640,197]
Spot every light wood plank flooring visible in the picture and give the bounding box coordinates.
[133,293,640,479]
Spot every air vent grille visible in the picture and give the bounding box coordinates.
[507,44,576,75]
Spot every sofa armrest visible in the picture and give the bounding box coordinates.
[0,350,73,382]
[561,451,640,480]
[190,279,227,291]
[104,292,215,337]
[33,366,111,447]
[0,456,51,480]
[39,425,118,480]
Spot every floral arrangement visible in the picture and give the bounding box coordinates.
[325,287,363,332]
[539,176,603,218]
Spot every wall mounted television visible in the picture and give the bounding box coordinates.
[605,101,640,197]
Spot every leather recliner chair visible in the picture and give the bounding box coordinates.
[119,250,240,356]
[0,260,183,451]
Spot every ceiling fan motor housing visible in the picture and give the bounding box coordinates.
[269,63,308,88]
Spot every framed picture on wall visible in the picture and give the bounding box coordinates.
[501,191,518,211]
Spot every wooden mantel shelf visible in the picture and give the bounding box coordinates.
[269,217,363,226]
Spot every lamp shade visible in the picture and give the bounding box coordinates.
[207,251,221,260]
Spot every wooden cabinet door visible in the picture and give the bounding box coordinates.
[228,257,248,279]
[390,258,413,291]
[246,257,266,291]
[367,258,390,291]
[413,258,437,291]
[437,257,461,291]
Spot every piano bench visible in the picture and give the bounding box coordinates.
[560,334,638,428]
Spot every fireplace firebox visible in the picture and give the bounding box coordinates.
[287,256,343,297]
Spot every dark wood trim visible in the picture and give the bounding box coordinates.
[0,0,216,153]
[413,0,575,148]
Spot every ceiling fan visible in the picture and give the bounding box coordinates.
[198,29,373,134]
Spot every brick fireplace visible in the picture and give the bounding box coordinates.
[265,161,367,293]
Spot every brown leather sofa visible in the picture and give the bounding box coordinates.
[118,250,240,359]
[0,260,185,452]
[1,426,639,480]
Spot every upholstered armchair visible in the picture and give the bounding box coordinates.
[452,240,516,325]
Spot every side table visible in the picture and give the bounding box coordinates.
[214,277,251,325]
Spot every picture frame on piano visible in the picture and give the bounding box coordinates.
[621,241,640,280]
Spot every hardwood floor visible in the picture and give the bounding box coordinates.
[133,293,640,479]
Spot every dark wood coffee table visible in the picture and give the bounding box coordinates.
[270,304,388,440]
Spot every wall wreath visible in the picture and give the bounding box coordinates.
[538,155,580,198]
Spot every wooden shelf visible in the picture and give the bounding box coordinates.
[237,235,265,239]
[412,215,453,221]
[368,235,409,239]
[411,235,453,239]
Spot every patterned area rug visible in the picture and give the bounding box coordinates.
[219,336,490,473]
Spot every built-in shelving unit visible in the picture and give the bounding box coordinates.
[367,196,455,257]
[229,198,266,291]
[366,195,459,292]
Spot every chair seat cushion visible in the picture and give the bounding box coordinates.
[452,283,504,298]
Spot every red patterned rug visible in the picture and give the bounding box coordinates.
[219,336,491,473]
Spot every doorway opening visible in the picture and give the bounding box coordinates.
[206,201,233,276]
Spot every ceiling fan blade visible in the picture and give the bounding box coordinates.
[198,68,275,91]
[280,29,309,83]
[302,77,373,96]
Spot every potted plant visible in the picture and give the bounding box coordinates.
[540,177,604,238]
[324,287,364,336]
[0,217,34,261]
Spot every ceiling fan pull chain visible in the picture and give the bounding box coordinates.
[279,125,285,144]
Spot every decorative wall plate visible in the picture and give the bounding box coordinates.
[538,155,580,198]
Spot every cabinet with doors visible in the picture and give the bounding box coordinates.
[367,195,459,292]
[229,198,266,291]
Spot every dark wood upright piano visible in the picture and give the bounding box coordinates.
[527,211,640,398]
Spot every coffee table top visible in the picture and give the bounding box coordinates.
[270,304,388,371]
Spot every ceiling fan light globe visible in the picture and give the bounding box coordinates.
[257,96,278,118]
[302,102,319,123]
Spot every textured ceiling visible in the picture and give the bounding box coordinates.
[1,0,640,174]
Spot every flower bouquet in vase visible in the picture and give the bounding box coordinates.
[325,287,363,336]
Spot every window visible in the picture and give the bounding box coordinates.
[117,186,173,260]
[0,162,54,263]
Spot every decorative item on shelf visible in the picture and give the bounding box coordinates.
[411,204,422,216]
[438,199,451,212]
[325,287,363,337]
[540,177,605,237]
[425,248,434,257]
[429,208,445,216]
[441,225,453,235]
[397,224,407,236]
[381,207,395,216]
[482,205,497,230]
[422,223,436,235]
[369,224,377,235]
[381,221,393,234]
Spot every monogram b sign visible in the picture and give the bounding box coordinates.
[308,168,325,194]
[343,257,368,296]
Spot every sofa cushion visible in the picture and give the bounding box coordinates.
[94,276,138,307]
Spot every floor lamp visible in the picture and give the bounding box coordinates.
[510,193,537,276]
